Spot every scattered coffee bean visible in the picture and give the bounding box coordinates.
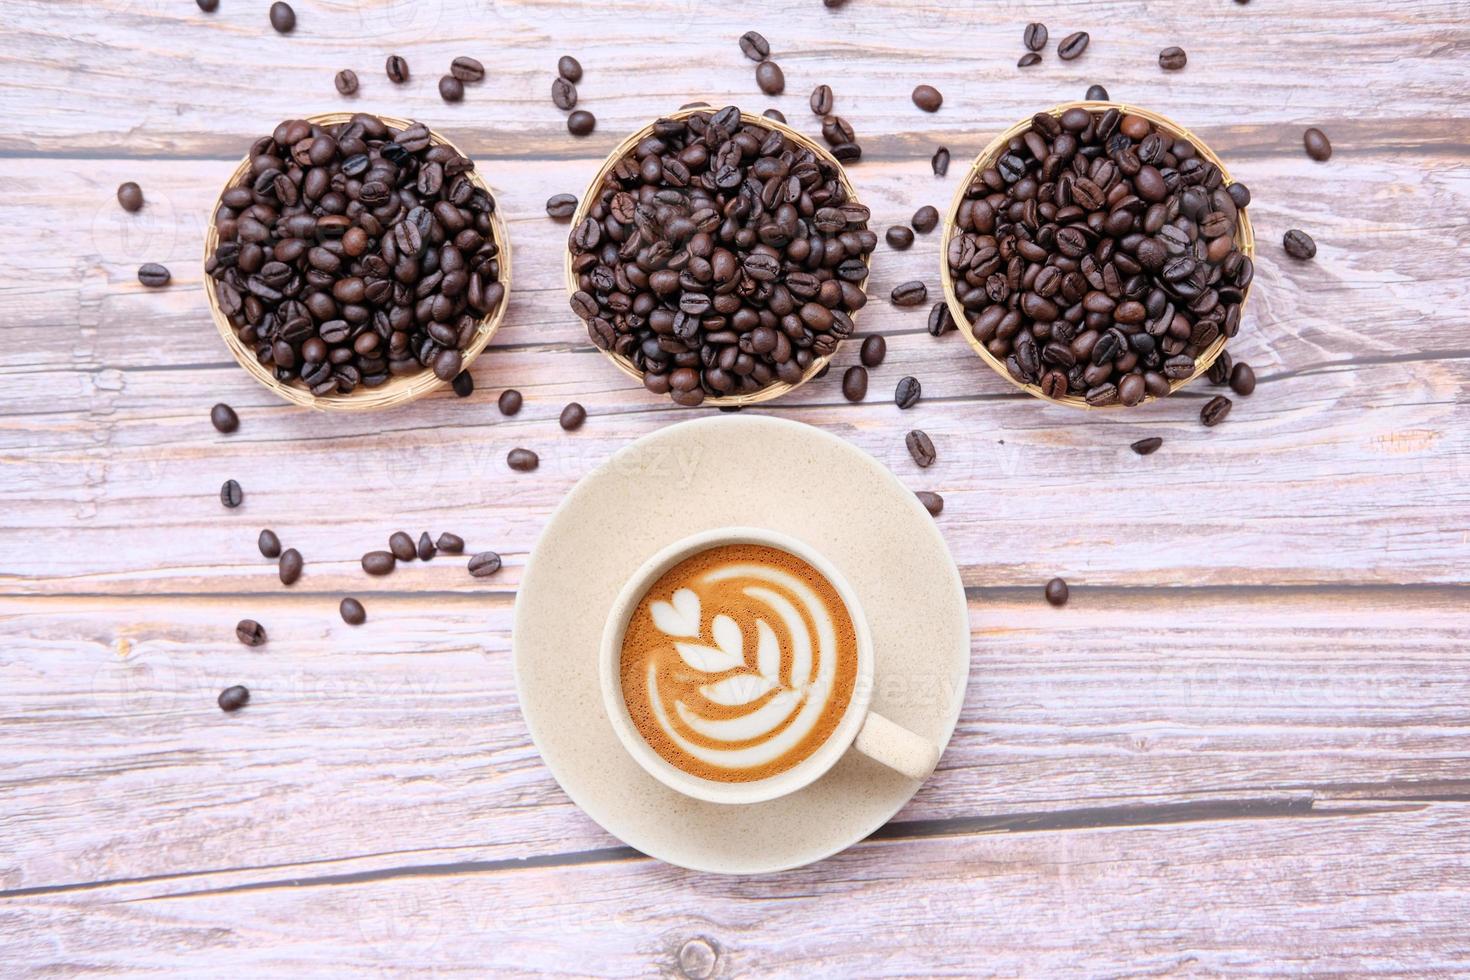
[210,403,238,434]
[559,402,587,430]
[552,77,578,110]
[1201,394,1233,427]
[1208,349,1233,386]
[886,226,915,250]
[810,84,834,116]
[269,1,295,33]
[911,205,939,234]
[567,110,596,136]
[1229,361,1256,396]
[334,69,359,96]
[468,551,503,577]
[1086,84,1109,101]
[738,31,770,62]
[340,597,366,625]
[1303,127,1332,161]
[545,193,578,220]
[557,55,583,82]
[1045,577,1069,606]
[860,335,886,367]
[496,389,522,415]
[436,532,465,553]
[895,376,921,409]
[385,55,410,83]
[416,531,436,561]
[830,142,862,163]
[236,619,267,647]
[763,108,787,124]
[1058,31,1090,60]
[906,429,937,468]
[452,370,474,398]
[931,146,950,176]
[362,550,395,575]
[1159,46,1187,70]
[927,302,955,337]
[451,56,485,83]
[197,0,218,11]
[1283,229,1317,260]
[389,531,417,562]
[507,448,539,472]
[439,75,465,103]
[1017,53,1042,68]
[841,365,868,402]
[916,490,944,516]
[138,263,170,288]
[278,548,302,585]
[117,182,144,212]
[220,479,243,509]
[1130,436,1164,455]
[891,280,928,306]
[755,60,785,95]
[911,84,943,112]
[258,529,281,558]
[1024,22,1048,51]
[218,685,250,712]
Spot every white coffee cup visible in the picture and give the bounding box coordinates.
[599,526,941,805]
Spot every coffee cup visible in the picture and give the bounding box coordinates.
[599,527,941,805]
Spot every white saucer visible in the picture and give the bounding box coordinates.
[512,415,970,874]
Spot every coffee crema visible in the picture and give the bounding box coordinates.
[619,543,859,783]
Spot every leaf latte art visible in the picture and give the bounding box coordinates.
[619,544,859,783]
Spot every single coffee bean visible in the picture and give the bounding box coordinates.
[886,226,915,250]
[197,0,218,11]
[236,619,267,647]
[436,532,465,554]
[810,84,834,116]
[1057,31,1090,60]
[1283,229,1317,260]
[220,479,243,509]
[1230,362,1256,396]
[210,403,238,434]
[1159,46,1187,70]
[438,75,465,103]
[841,365,868,402]
[1201,394,1233,427]
[1303,127,1332,161]
[552,76,578,110]
[895,376,921,409]
[339,597,366,625]
[911,84,943,112]
[218,685,250,712]
[468,551,503,577]
[1017,53,1042,68]
[258,529,281,558]
[557,55,583,82]
[386,55,410,83]
[452,370,474,398]
[137,263,170,287]
[451,56,485,83]
[860,335,886,367]
[927,302,954,337]
[416,531,436,561]
[545,193,578,220]
[269,1,295,33]
[334,69,358,95]
[906,429,937,468]
[931,146,950,176]
[1086,84,1109,101]
[763,108,786,123]
[1228,182,1252,208]
[362,551,395,575]
[1130,436,1164,456]
[117,181,144,212]
[1209,349,1234,386]
[891,280,928,306]
[1024,22,1048,51]
[911,205,939,234]
[498,389,522,415]
[389,531,417,562]
[738,31,770,62]
[755,60,785,95]
[507,448,539,472]
[559,402,587,430]
[916,491,944,517]
[567,110,596,136]
[278,548,302,585]
[1045,577,1069,606]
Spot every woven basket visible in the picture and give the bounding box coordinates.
[938,101,1255,410]
[203,112,512,412]
[563,106,870,407]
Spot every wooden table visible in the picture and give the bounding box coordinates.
[3,0,1468,973]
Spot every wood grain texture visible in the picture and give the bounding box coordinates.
[2,0,1468,974]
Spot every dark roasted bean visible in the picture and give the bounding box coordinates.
[452,370,475,398]
[117,181,144,212]
[507,448,539,472]
[567,110,596,136]
[927,302,954,337]
[911,205,939,234]
[439,75,465,102]
[389,531,417,562]
[545,193,578,219]
[931,146,950,176]
[386,55,410,83]
[891,280,928,306]
[468,551,503,577]
[895,376,921,409]
[210,403,238,433]
[1017,52,1042,68]
[1303,127,1332,161]
[810,84,834,116]
[258,529,282,559]
[417,532,436,561]
[218,685,250,712]
[1201,394,1233,427]
[1158,46,1187,70]
[886,226,915,250]
[915,491,944,517]
[756,60,785,95]
[362,550,396,575]
[738,31,769,62]
[435,532,465,553]
[339,597,366,625]
[1024,22,1048,51]
[269,1,295,32]
[559,402,587,430]
[552,76,578,110]
[451,56,485,82]
[841,365,868,402]
[1130,436,1164,456]
[138,263,170,287]
[220,479,243,509]
[278,548,302,585]
[334,69,358,95]
[1045,577,1069,606]
[1283,229,1317,260]
[497,389,522,415]
[860,335,886,368]
[557,55,583,82]
[1085,84,1109,101]
[1057,31,1089,60]
[911,84,943,112]
[1230,362,1256,396]
[236,619,267,647]
[905,429,937,468]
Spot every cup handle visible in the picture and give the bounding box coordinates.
[852,711,941,780]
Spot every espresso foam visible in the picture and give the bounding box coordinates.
[619,544,858,784]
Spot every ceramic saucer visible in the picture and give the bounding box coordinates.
[512,415,970,874]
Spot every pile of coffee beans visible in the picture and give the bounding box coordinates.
[568,106,875,405]
[945,107,1253,406]
[205,115,506,396]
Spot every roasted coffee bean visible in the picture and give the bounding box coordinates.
[1045,577,1069,606]
[389,531,417,562]
[932,146,950,176]
[1086,84,1109,101]
[1230,361,1256,396]
[436,532,465,553]
[1130,436,1164,456]
[452,370,475,398]
[334,69,359,95]
[362,550,396,575]
[197,0,218,11]
[236,619,267,647]
[738,31,770,62]
[451,56,485,83]
[416,531,436,561]
[468,551,503,577]
[841,365,868,402]
[1200,394,1233,427]
[763,108,786,123]
[117,181,144,212]
[507,448,538,472]
[1017,52,1042,68]
[557,55,583,82]
[1023,22,1048,51]
[1158,46,1187,70]
[439,75,465,102]
[755,60,785,95]
[545,193,578,219]
[1283,229,1317,260]
[927,302,954,337]
[860,335,886,367]
[892,280,928,306]
[906,429,937,468]
[559,402,587,430]
[911,205,939,234]
[218,685,250,712]
[211,403,238,434]
[220,479,243,509]
[916,491,944,517]
[895,376,921,409]
[269,1,295,33]
[278,548,302,585]
[820,115,855,146]
[386,55,410,83]
[340,597,366,625]
[498,389,522,415]
[1303,127,1332,161]
[911,84,943,112]
[1057,31,1089,60]
[552,76,578,110]
[258,529,281,558]
[567,110,596,136]
[810,84,834,116]
[138,263,170,287]
[886,226,915,250]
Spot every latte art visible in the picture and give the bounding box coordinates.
[619,544,859,783]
